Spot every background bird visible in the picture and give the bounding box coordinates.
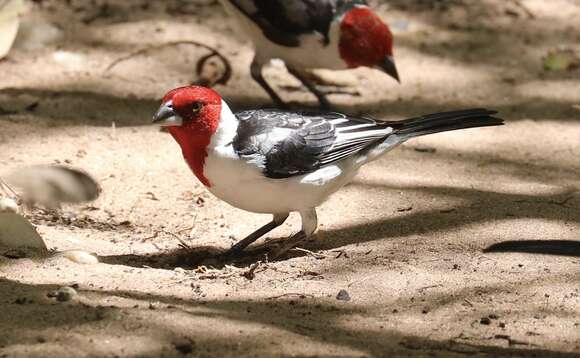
[218,0,399,109]
[152,86,503,258]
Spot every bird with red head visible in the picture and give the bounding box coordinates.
[218,0,399,109]
[153,86,503,258]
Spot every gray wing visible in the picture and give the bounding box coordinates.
[224,0,336,46]
[232,109,393,179]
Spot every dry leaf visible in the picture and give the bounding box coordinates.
[543,49,580,71]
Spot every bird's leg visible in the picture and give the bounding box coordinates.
[270,209,318,259]
[225,213,289,256]
[250,58,287,108]
[286,67,332,110]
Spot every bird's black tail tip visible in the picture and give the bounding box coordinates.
[391,108,504,138]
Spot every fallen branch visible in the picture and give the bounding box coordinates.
[105,40,232,87]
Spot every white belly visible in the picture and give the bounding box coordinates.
[203,145,359,214]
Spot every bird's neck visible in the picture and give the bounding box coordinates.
[169,130,212,187]
[169,101,238,188]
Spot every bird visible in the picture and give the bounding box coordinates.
[153,86,503,257]
[217,0,399,109]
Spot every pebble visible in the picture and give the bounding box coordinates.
[173,338,194,355]
[47,286,77,302]
[336,289,351,301]
[59,250,99,264]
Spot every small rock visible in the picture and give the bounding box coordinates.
[173,338,194,355]
[48,286,77,302]
[414,145,437,153]
[396,205,413,212]
[336,289,351,301]
[480,317,491,325]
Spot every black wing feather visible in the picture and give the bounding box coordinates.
[232,109,389,179]
[225,0,336,46]
[231,108,503,179]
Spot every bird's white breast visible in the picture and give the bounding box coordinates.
[203,146,359,214]
[201,103,358,213]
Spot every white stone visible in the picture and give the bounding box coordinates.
[0,212,47,250]
[0,0,24,59]
[59,250,99,265]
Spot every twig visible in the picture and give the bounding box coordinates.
[291,247,330,259]
[242,261,262,280]
[105,41,232,87]
[198,271,238,280]
[417,284,443,293]
[141,231,160,242]
[267,293,314,300]
[162,230,192,251]
[332,249,349,259]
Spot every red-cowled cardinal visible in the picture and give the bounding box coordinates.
[153,86,503,257]
[218,0,399,108]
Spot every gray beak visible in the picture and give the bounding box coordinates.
[152,100,182,126]
[377,56,400,83]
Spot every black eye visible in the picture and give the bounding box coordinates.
[192,102,203,114]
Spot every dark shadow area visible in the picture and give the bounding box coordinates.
[311,184,578,251]
[484,240,580,257]
[0,88,158,127]
[98,183,578,269]
[2,278,579,357]
[99,236,309,269]
[1,87,579,137]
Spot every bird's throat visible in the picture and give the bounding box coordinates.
[168,129,212,187]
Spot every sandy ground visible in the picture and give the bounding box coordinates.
[0,0,579,357]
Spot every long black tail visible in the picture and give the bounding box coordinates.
[389,108,503,138]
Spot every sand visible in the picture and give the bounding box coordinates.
[0,0,579,357]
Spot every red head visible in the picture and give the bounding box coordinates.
[153,86,223,186]
[339,6,399,82]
